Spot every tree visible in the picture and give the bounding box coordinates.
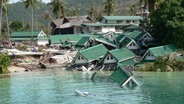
[104,0,115,16]
[10,21,23,31]
[24,0,42,31]
[49,0,65,18]
[24,0,42,45]
[139,0,165,13]
[150,0,184,48]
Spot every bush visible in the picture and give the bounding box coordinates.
[0,53,11,74]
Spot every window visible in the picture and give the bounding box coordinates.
[117,20,122,23]
[107,56,110,60]
[78,56,80,60]
[126,20,130,23]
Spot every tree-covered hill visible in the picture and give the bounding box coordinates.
[3,0,139,33]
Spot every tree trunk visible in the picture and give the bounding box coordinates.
[31,7,34,45]
[5,1,10,43]
[0,0,3,43]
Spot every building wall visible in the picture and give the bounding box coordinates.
[144,52,156,60]
[37,39,49,46]
[103,54,117,64]
[74,54,88,64]
[102,27,116,33]
[127,42,138,49]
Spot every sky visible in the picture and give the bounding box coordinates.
[10,0,51,4]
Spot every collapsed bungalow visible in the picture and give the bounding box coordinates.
[10,30,49,46]
[141,45,180,62]
[110,66,139,87]
[124,30,155,48]
[100,48,136,70]
[72,44,108,66]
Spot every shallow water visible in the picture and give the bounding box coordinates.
[0,70,184,104]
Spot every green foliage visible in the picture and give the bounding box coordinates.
[104,0,115,16]
[153,56,168,71]
[10,21,23,31]
[150,0,184,48]
[0,53,11,74]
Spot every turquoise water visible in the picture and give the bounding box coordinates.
[0,70,184,104]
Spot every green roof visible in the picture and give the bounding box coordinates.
[82,23,134,27]
[110,66,132,85]
[76,37,90,46]
[50,34,90,44]
[11,30,41,37]
[109,48,135,62]
[80,44,108,61]
[119,37,132,47]
[148,45,180,58]
[103,16,143,21]
[124,31,146,41]
[119,58,136,66]
[10,38,37,41]
[115,34,126,43]
[95,37,117,48]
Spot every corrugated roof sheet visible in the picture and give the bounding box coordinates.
[95,37,117,48]
[109,48,135,62]
[110,66,132,85]
[103,16,143,21]
[11,30,41,37]
[50,34,90,44]
[80,44,108,61]
[149,45,180,57]
[76,37,90,46]
[124,31,146,41]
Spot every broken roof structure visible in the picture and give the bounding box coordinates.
[72,44,108,65]
[110,66,139,86]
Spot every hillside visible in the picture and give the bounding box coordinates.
[4,0,139,32]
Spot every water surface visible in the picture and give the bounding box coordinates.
[0,70,184,104]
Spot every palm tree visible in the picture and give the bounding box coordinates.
[130,4,136,16]
[49,0,65,18]
[24,0,42,45]
[0,0,3,42]
[104,0,115,16]
[88,6,97,20]
[4,0,10,43]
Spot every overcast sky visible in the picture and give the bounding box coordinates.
[10,0,51,4]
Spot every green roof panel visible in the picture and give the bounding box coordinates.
[103,16,143,21]
[110,66,132,85]
[80,44,108,61]
[109,48,135,62]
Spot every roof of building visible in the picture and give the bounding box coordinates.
[109,48,135,62]
[50,34,90,44]
[75,37,91,46]
[82,23,134,27]
[79,44,108,61]
[103,16,143,21]
[118,58,136,66]
[145,45,180,58]
[11,30,42,37]
[110,66,133,85]
[115,34,126,43]
[119,37,133,47]
[124,31,147,41]
[10,38,37,41]
[95,37,117,48]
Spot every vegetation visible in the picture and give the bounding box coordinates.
[150,0,184,48]
[104,0,115,16]
[0,53,11,74]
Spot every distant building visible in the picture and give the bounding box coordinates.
[82,16,143,34]
[50,16,93,35]
[10,30,49,46]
